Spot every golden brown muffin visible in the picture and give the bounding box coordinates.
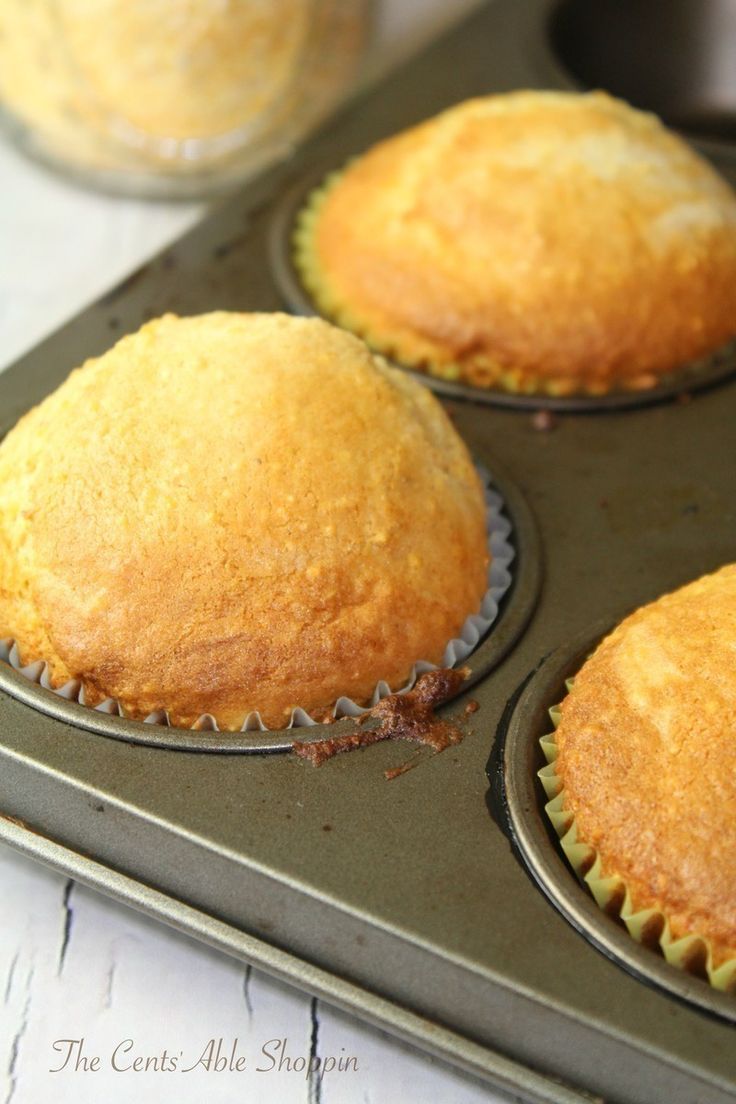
[295,90,736,395]
[0,312,488,730]
[554,564,736,966]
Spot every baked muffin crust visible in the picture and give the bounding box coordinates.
[555,565,736,965]
[0,312,488,730]
[296,91,736,395]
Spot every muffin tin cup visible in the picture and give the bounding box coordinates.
[270,166,736,412]
[0,461,541,753]
[494,623,736,1024]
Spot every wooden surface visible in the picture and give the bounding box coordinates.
[0,2,507,1100]
[0,845,498,1103]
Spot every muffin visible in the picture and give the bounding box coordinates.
[545,565,736,981]
[295,90,736,395]
[0,312,489,730]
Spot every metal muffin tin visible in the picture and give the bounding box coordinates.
[549,0,736,166]
[2,2,736,1102]
[495,623,736,1026]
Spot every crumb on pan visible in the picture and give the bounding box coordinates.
[292,667,470,767]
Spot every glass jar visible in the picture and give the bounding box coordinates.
[0,0,372,197]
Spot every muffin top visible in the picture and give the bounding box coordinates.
[0,312,488,730]
[295,90,736,395]
[554,564,736,965]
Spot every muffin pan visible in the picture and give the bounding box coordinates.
[271,169,736,412]
[494,624,736,1025]
[2,2,736,1102]
[549,0,736,163]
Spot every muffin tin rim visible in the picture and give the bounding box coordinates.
[496,621,736,1025]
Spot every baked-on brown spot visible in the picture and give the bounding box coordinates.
[555,563,736,967]
[293,667,469,767]
[531,410,557,432]
[384,760,419,781]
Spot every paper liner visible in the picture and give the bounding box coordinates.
[539,683,736,992]
[293,168,736,398]
[0,466,514,733]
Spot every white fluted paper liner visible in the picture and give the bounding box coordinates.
[0,465,514,732]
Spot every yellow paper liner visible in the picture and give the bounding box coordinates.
[292,169,734,399]
[539,681,736,993]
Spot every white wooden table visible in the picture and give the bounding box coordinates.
[0,3,507,1100]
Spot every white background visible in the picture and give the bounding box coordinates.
[0,3,511,1102]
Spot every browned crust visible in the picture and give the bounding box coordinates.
[292,666,468,766]
[555,564,736,965]
[297,91,736,395]
[0,312,488,730]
